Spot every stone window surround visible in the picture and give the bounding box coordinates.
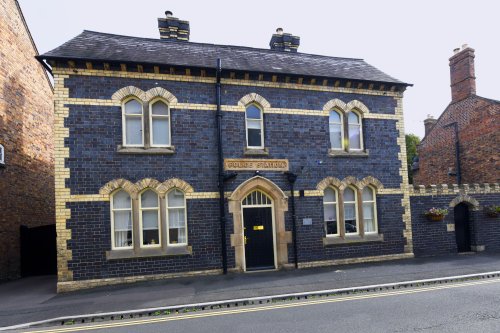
[113,86,177,155]
[324,99,368,157]
[101,178,194,260]
[317,176,384,246]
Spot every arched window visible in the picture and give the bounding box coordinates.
[123,98,144,146]
[323,187,339,236]
[362,187,377,233]
[329,110,343,150]
[343,187,358,234]
[167,189,187,245]
[140,190,160,247]
[347,111,363,150]
[149,99,171,147]
[245,104,264,148]
[111,190,133,249]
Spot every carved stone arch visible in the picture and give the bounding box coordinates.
[357,176,384,191]
[340,176,360,191]
[316,177,343,193]
[449,194,480,211]
[322,98,347,113]
[145,87,178,104]
[237,93,271,110]
[135,178,162,195]
[346,100,370,115]
[111,86,147,102]
[228,176,291,271]
[158,178,194,195]
[100,179,138,198]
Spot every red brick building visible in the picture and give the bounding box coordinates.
[413,45,500,186]
[0,0,55,280]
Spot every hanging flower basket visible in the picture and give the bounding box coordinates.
[424,208,448,222]
[484,205,499,218]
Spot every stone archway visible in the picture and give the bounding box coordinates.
[228,176,291,271]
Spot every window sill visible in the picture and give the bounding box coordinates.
[106,245,192,260]
[323,233,383,246]
[327,149,369,158]
[244,147,269,156]
[117,145,175,155]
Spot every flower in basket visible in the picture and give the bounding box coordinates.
[484,205,499,217]
[424,207,448,221]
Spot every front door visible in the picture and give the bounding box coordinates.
[243,207,274,270]
[454,203,471,252]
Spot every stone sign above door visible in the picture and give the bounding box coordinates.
[224,159,289,171]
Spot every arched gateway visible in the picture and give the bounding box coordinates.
[228,176,292,271]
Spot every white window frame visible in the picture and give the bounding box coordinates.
[343,186,359,235]
[139,189,161,248]
[110,190,133,250]
[122,97,144,147]
[245,103,265,149]
[323,187,340,237]
[0,144,4,165]
[347,110,363,151]
[362,186,378,234]
[149,98,172,148]
[329,109,344,150]
[166,189,188,246]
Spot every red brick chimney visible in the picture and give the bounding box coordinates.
[449,44,476,102]
[423,115,437,136]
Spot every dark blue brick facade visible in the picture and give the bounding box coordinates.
[64,74,408,281]
[411,193,500,257]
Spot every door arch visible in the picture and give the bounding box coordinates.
[228,176,291,271]
[454,203,471,252]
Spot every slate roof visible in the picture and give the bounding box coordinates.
[40,30,410,86]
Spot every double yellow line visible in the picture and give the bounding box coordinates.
[24,278,500,333]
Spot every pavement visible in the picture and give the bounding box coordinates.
[1,253,500,328]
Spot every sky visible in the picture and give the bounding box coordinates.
[18,0,500,137]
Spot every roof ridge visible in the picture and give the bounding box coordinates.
[81,30,365,62]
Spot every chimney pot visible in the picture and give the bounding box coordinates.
[462,43,468,49]
[165,10,173,17]
[276,27,283,35]
[453,48,460,54]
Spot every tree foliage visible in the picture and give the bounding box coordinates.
[405,134,421,184]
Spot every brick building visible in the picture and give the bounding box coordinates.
[413,45,500,186]
[36,12,499,292]
[0,0,55,280]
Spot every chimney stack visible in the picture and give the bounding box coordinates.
[269,28,300,52]
[449,44,476,102]
[158,11,190,41]
[424,114,437,136]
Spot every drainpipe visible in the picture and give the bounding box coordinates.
[443,122,462,184]
[216,59,228,274]
[285,171,298,269]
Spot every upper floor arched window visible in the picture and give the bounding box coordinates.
[329,110,343,150]
[122,98,144,146]
[149,99,171,147]
[111,190,133,249]
[347,111,363,150]
[245,104,264,149]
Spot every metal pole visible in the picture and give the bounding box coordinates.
[216,59,227,274]
[285,172,298,269]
